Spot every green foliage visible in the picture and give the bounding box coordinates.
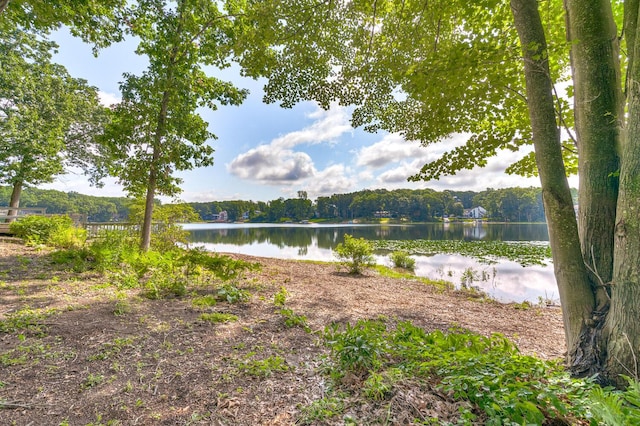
[334,234,376,274]
[373,239,552,266]
[588,377,640,425]
[97,0,248,249]
[0,26,109,212]
[324,320,388,375]
[9,215,82,247]
[181,248,260,282]
[319,319,600,424]
[50,247,94,273]
[0,307,56,336]
[88,230,140,271]
[199,312,238,323]
[389,250,415,270]
[273,286,288,307]
[217,283,251,304]
[81,373,105,390]
[297,395,345,425]
[237,354,289,377]
[192,295,217,309]
[278,308,310,332]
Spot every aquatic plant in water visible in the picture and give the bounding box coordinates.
[371,239,552,266]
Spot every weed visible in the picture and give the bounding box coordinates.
[217,283,250,303]
[112,292,131,316]
[10,215,84,248]
[273,286,288,307]
[324,320,388,376]
[237,354,289,377]
[278,308,310,332]
[0,349,28,366]
[514,300,532,310]
[0,307,57,336]
[297,395,345,425]
[199,312,239,323]
[82,373,105,389]
[87,337,135,361]
[363,368,403,400]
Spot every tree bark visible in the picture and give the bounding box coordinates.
[510,0,595,371]
[6,181,22,223]
[140,84,171,252]
[564,0,621,316]
[604,1,640,387]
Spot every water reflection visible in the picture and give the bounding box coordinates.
[184,223,556,303]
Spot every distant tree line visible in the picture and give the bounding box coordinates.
[1,186,575,224]
[0,186,130,222]
[189,187,556,223]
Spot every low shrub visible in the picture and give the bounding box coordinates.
[389,250,415,270]
[10,215,84,247]
[334,234,375,274]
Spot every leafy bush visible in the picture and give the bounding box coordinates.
[10,215,84,247]
[389,250,415,270]
[334,234,375,274]
[324,320,388,375]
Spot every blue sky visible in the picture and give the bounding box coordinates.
[43,28,570,203]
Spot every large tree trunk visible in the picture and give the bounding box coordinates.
[510,0,595,372]
[6,181,22,223]
[564,0,621,325]
[603,1,640,387]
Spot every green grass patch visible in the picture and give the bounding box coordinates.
[192,294,218,308]
[372,265,453,290]
[0,307,57,336]
[236,354,289,377]
[200,312,238,323]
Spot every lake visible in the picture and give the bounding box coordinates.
[183,222,557,304]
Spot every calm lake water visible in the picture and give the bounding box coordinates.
[183,222,557,304]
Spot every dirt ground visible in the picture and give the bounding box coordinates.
[0,240,565,425]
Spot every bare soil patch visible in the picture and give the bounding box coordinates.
[0,241,565,425]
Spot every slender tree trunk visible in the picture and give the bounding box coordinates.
[0,0,10,15]
[6,181,22,223]
[140,85,171,252]
[140,160,158,251]
[603,1,640,387]
[510,0,595,371]
[564,0,621,318]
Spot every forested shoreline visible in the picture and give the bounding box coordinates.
[0,185,569,223]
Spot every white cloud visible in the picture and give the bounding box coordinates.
[271,105,351,149]
[228,145,316,182]
[227,104,353,185]
[42,172,125,197]
[356,134,427,168]
[303,164,357,198]
[98,91,120,107]
[356,133,469,169]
